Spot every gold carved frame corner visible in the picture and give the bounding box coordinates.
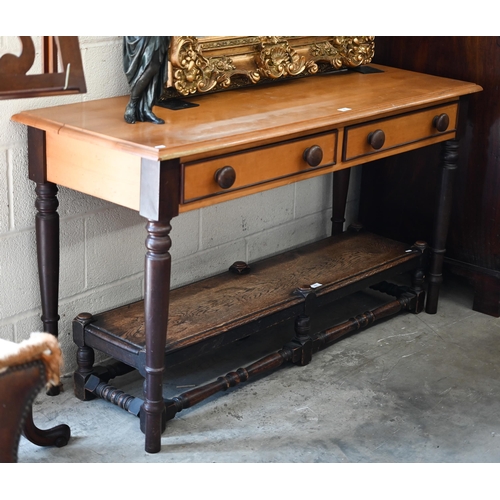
[163,36,375,99]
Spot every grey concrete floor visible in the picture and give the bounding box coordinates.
[16,274,500,464]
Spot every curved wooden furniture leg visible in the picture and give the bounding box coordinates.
[23,408,70,448]
[0,362,43,462]
[0,360,69,462]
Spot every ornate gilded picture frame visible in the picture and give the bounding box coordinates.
[161,36,375,100]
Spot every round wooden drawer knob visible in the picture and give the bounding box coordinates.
[303,145,323,167]
[229,261,251,275]
[214,166,236,189]
[367,129,386,150]
[433,113,450,132]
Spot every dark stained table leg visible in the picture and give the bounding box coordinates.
[28,127,60,337]
[332,168,351,236]
[426,140,459,314]
[35,181,60,336]
[139,158,180,453]
[140,219,173,453]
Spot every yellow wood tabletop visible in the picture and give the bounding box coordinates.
[12,65,482,163]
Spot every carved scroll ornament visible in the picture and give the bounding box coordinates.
[162,36,375,99]
[0,37,86,100]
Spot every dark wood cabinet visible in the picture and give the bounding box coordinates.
[360,36,500,317]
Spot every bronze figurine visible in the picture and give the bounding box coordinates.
[123,36,170,124]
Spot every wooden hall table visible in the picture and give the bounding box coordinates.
[13,65,481,453]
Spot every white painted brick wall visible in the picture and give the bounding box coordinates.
[0,36,361,375]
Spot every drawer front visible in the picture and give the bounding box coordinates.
[182,131,337,203]
[343,103,458,162]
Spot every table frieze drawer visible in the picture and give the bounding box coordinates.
[343,102,459,162]
[182,131,337,204]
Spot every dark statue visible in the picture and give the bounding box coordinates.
[123,36,170,124]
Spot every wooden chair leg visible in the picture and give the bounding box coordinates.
[0,361,44,462]
[22,407,70,448]
[0,360,70,462]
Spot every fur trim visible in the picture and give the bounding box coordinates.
[0,333,63,387]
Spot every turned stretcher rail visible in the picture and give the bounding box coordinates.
[84,292,415,424]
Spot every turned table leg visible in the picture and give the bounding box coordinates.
[426,140,459,314]
[28,127,60,337]
[35,182,60,336]
[139,158,180,454]
[141,219,173,453]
